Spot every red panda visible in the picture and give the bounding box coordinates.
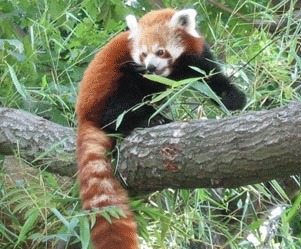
[76,8,245,249]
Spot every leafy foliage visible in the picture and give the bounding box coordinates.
[1,0,301,248]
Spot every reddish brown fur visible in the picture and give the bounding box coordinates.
[77,32,131,126]
[139,8,176,26]
[76,31,138,249]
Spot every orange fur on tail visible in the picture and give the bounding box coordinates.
[76,31,138,248]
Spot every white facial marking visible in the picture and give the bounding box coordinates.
[152,44,160,51]
[143,53,170,76]
[132,49,141,64]
[167,43,184,62]
[160,68,171,76]
[126,14,139,39]
[141,45,147,54]
[143,54,153,68]
[131,34,142,64]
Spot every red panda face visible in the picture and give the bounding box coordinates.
[126,9,202,77]
[133,41,182,76]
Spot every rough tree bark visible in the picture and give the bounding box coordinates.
[0,107,76,176]
[0,103,301,192]
[119,103,301,191]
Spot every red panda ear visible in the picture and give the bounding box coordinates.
[126,14,139,39]
[169,9,200,38]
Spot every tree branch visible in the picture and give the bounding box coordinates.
[1,104,301,192]
[0,108,76,176]
[119,103,301,191]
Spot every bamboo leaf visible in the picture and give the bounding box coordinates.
[16,210,40,245]
[100,210,112,224]
[115,111,127,130]
[51,208,70,227]
[6,63,29,101]
[79,217,91,249]
[144,74,176,86]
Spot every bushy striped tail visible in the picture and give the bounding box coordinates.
[77,123,138,249]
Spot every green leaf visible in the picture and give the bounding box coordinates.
[69,217,80,239]
[270,179,289,201]
[109,206,126,219]
[189,66,206,75]
[131,102,146,111]
[41,75,48,88]
[246,220,264,231]
[100,210,112,224]
[192,81,231,115]
[286,191,301,223]
[43,233,69,242]
[144,74,176,86]
[0,39,24,53]
[150,89,173,104]
[150,81,193,120]
[115,111,127,130]
[0,222,18,242]
[16,210,40,245]
[6,63,29,101]
[41,171,59,189]
[283,86,293,100]
[172,77,203,88]
[51,208,69,227]
[79,217,91,249]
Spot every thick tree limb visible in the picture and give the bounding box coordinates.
[119,103,301,191]
[0,108,76,176]
[1,104,301,192]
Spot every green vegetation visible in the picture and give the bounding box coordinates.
[1,0,300,248]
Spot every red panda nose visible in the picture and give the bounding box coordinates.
[146,64,156,73]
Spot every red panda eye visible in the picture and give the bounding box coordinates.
[156,49,164,56]
[141,52,147,58]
